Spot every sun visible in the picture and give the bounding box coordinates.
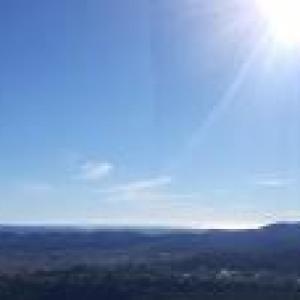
[256,0,300,45]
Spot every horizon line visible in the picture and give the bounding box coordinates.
[0,220,298,231]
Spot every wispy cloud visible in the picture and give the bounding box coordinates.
[78,161,113,181]
[106,176,172,195]
[103,176,172,196]
[255,174,294,188]
[94,175,201,206]
[256,179,287,187]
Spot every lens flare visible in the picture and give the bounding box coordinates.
[256,0,300,45]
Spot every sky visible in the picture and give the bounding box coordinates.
[0,0,299,228]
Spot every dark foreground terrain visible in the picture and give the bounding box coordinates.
[0,265,299,300]
[0,222,299,299]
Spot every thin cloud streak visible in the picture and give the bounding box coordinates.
[78,161,114,181]
[110,176,172,194]
[254,172,295,188]
[256,178,294,188]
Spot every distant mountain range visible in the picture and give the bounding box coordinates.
[0,221,300,252]
[0,222,299,273]
[0,221,299,232]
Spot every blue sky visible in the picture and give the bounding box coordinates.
[0,0,299,228]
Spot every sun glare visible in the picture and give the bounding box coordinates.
[256,0,300,45]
